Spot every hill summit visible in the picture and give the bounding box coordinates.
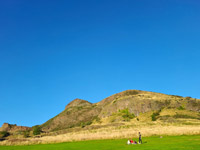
[65,98,92,110]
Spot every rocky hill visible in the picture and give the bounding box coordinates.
[0,123,30,132]
[41,98,101,131]
[41,90,200,132]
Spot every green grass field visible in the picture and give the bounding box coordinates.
[0,135,199,150]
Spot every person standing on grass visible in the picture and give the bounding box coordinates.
[139,132,142,144]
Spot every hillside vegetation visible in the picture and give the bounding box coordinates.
[41,90,200,131]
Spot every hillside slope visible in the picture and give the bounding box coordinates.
[41,99,101,131]
[41,90,200,132]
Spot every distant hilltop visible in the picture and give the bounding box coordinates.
[0,123,30,132]
[40,90,200,131]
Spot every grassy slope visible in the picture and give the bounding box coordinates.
[0,135,199,150]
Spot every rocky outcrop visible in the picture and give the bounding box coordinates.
[0,123,31,132]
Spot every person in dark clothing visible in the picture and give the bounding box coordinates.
[139,132,142,144]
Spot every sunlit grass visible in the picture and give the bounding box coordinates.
[0,135,199,150]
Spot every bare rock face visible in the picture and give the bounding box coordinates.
[0,123,30,132]
[0,123,12,131]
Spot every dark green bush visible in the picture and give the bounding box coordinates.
[0,131,10,138]
[69,125,75,128]
[33,126,41,135]
[119,108,135,121]
[124,90,139,96]
[113,100,117,104]
[80,122,85,128]
[94,116,101,123]
[173,114,199,120]
[151,109,161,121]
[86,121,92,125]
[151,113,157,121]
[80,121,92,128]
[177,106,185,110]
[23,131,30,138]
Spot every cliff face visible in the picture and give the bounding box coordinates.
[0,123,30,132]
[41,90,200,132]
[97,90,200,117]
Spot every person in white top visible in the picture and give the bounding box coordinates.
[127,140,131,145]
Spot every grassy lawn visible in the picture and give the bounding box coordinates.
[0,135,199,150]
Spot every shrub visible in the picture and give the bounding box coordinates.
[151,113,157,121]
[69,125,75,128]
[124,90,139,96]
[94,116,101,123]
[86,121,92,125]
[119,108,135,121]
[80,122,85,128]
[173,114,199,120]
[177,106,185,110]
[151,109,161,121]
[0,131,10,138]
[23,131,30,138]
[113,100,117,104]
[80,121,92,128]
[33,125,41,135]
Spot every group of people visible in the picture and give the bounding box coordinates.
[127,139,138,144]
[127,132,142,145]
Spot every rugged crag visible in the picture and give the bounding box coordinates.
[41,90,200,132]
[0,123,31,132]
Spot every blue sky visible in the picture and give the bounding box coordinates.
[0,0,200,127]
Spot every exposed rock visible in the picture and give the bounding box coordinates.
[0,123,31,132]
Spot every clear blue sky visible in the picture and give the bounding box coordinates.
[0,0,200,127]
